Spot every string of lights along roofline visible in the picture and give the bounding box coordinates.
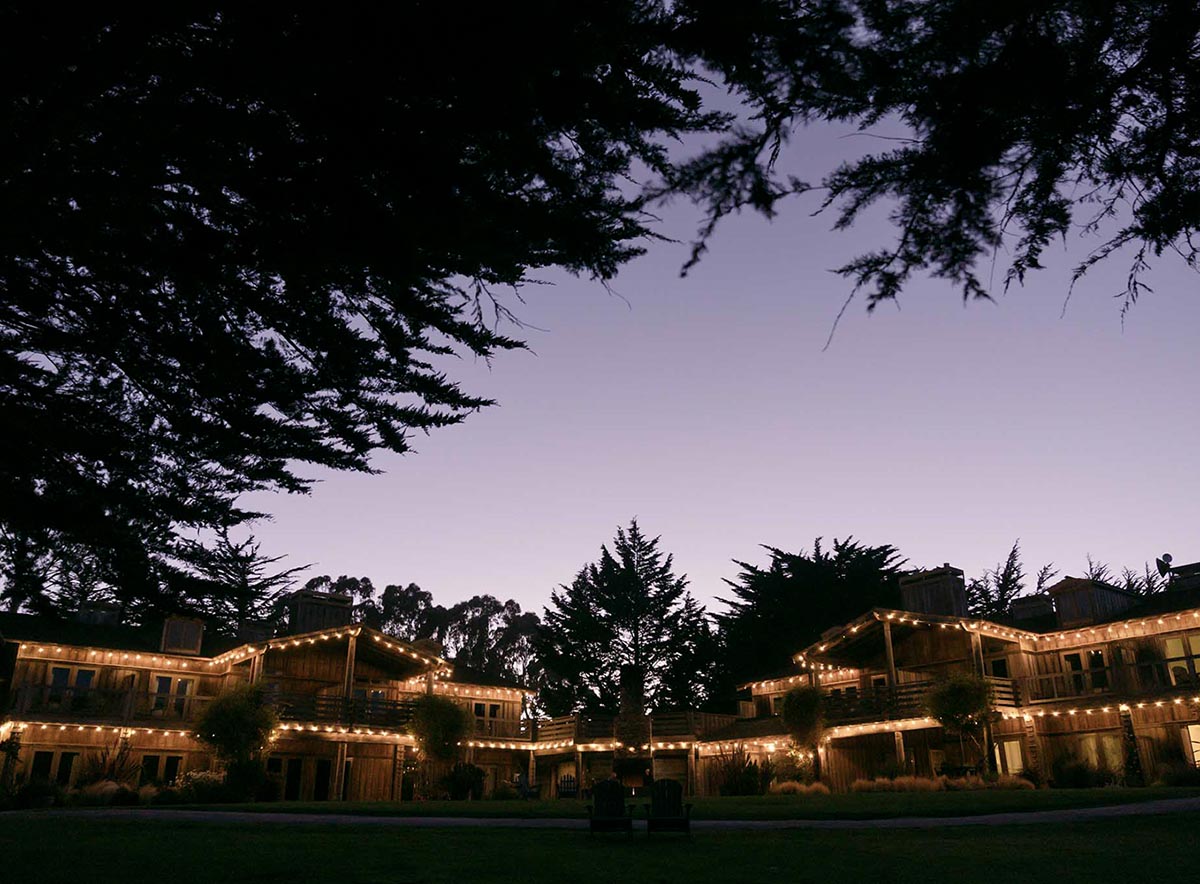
[794,608,1200,665]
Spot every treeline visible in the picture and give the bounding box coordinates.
[0,522,1170,717]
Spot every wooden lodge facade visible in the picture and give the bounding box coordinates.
[0,592,735,801]
[712,564,1200,791]
[6,562,1200,798]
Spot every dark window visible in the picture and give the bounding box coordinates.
[1088,650,1108,689]
[163,756,183,785]
[173,679,192,715]
[49,667,70,704]
[153,676,173,710]
[285,759,303,800]
[474,703,485,717]
[141,755,161,785]
[341,760,351,801]
[56,752,78,786]
[489,704,500,719]
[314,759,332,801]
[990,658,1009,679]
[1064,653,1085,693]
[31,751,54,781]
[266,757,283,775]
[74,669,95,689]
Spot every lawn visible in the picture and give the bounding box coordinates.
[1,811,1197,884]
[182,786,1200,820]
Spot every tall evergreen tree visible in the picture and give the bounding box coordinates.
[966,540,1026,621]
[716,538,905,694]
[537,520,713,715]
[182,528,309,635]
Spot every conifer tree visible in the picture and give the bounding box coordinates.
[537,520,713,715]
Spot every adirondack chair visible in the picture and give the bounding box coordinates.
[587,778,634,835]
[644,778,691,835]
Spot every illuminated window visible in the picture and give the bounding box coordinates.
[1163,635,1200,686]
[1185,725,1200,766]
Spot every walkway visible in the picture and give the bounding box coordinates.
[9,796,1200,830]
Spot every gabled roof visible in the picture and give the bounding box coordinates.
[792,607,1037,665]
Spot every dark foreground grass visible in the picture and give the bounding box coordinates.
[1,812,1196,884]
[186,786,1200,820]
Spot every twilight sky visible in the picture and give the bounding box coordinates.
[244,122,1200,616]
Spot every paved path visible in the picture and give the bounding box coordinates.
[8,796,1200,830]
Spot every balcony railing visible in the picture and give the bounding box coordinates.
[8,685,212,724]
[821,677,1019,725]
[473,718,523,738]
[1017,658,1200,704]
[822,681,933,725]
[269,693,417,729]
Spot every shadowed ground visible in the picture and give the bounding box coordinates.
[2,810,1198,884]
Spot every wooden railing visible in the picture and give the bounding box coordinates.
[821,677,1020,725]
[473,718,522,738]
[1016,659,1200,704]
[986,676,1019,708]
[527,711,729,745]
[533,715,578,742]
[9,686,213,723]
[822,681,933,725]
[269,692,417,728]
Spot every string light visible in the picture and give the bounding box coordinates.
[10,721,192,739]
[1002,695,1200,720]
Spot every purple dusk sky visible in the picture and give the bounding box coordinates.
[244,122,1200,615]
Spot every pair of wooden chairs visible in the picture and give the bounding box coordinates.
[586,778,692,835]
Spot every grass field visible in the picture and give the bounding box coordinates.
[182,786,1200,820]
[1,811,1196,883]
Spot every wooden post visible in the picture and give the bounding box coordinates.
[332,742,348,801]
[528,750,536,792]
[894,730,906,769]
[390,744,401,802]
[343,633,357,698]
[969,630,985,675]
[883,620,898,687]
[687,745,696,796]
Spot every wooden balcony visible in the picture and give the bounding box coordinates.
[269,692,417,729]
[821,677,1019,725]
[8,685,212,724]
[1017,657,1200,704]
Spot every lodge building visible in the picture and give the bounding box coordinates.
[3,560,1200,798]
